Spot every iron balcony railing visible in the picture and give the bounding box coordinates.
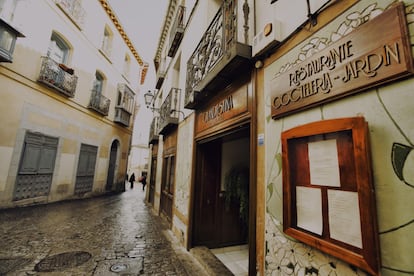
[155,59,166,89]
[114,107,131,126]
[38,56,78,97]
[185,0,252,109]
[114,83,135,127]
[55,0,86,28]
[148,116,160,144]
[88,88,110,116]
[167,5,186,57]
[158,87,181,135]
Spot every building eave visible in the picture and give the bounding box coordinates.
[153,0,178,67]
[99,0,144,66]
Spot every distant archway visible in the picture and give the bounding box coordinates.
[106,140,119,191]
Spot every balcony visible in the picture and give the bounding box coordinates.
[155,63,166,89]
[167,5,185,57]
[158,88,180,135]
[114,83,135,127]
[55,0,86,29]
[148,116,160,145]
[184,0,252,109]
[0,18,24,63]
[38,56,78,98]
[114,107,131,126]
[88,89,110,116]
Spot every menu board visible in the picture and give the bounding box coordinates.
[281,117,380,275]
[296,186,322,235]
[308,139,341,187]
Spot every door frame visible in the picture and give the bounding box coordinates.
[189,118,256,261]
[106,139,119,191]
[193,125,251,248]
[188,74,257,275]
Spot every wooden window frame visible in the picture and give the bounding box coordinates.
[162,154,175,195]
[281,117,380,275]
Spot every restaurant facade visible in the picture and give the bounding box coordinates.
[148,0,414,275]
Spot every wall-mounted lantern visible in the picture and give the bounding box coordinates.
[0,17,24,63]
[144,90,159,112]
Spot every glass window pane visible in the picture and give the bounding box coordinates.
[48,34,69,63]
[0,26,14,51]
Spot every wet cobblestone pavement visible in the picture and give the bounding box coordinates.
[0,185,209,275]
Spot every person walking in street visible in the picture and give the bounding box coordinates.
[129,173,135,189]
[141,175,147,191]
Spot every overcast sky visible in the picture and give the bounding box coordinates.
[105,1,169,145]
[107,0,168,90]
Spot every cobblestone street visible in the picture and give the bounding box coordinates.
[0,184,209,275]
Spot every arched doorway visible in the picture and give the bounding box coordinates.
[106,140,119,191]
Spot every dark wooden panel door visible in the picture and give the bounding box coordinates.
[193,140,221,247]
[106,141,118,191]
[193,129,250,248]
[148,157,157,205]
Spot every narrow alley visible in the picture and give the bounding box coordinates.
[0,185,208,275]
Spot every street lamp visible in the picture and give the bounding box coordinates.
[170,109,185,119]
[144,90,154,107]
[0,18,24,63]
[144,90,159,112]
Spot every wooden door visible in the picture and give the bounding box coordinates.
[148,157,157,205]
[193,129,250,248]
[193,140,221,247]
[160,155,175,223]
[105,141,118,191]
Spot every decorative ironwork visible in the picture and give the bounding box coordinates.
[117,84,135,113]
[243,0,250,43]
[185,0,251,109]
[148,116,160,144]
[114,84,135,127]
[158,88,180,134]
[38,56,78,97]
[224,0,236,52]
[114,107,130,126]
[88,88,110,116]
[155,58,166,89]
[55,0,86,28]
[168,5,186,57]
[185,8,223,100]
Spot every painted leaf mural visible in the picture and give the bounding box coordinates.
[391,143,414,188]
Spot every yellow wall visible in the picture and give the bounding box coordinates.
[0,0,140,208]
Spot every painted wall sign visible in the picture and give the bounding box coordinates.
[196,85,248,133]
[270,3,414,119]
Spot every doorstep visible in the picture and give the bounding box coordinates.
[190,246,234,276]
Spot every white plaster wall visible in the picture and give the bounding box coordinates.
[174,114,195,218]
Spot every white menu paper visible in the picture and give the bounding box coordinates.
[308,139,341,187]
[328,190,363,248]
[296,186,323,235]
